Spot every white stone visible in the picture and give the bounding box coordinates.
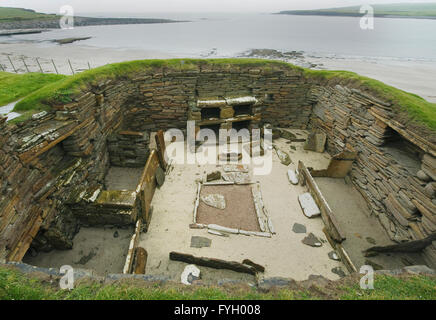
[298,193,321,218]
[201,194,226,210]
[181,265,201,285]
[287,169,299,185]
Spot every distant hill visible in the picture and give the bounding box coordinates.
[277,3,436,19]
[0,7,183,30]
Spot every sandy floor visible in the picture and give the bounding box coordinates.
[197,184,260,232]
[105,166,143,190]
[139,130,347,282]
[315,177,426,270]
[23,227,133,276]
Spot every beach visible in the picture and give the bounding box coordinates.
[1,41,435,103]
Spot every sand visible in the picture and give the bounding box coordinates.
[23,227,133,276]
[1,42,435,103]
[138,130,346,282]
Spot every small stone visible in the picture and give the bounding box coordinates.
[424,183,435,198]
[181,265,201,285]
[113,231,119,238]
[201,194,226,210]
[328,251,341,261]
[298,193,321,218]
[206,171,221,182]
[417,170,431,182]
[156,167,165,187]
[331,267,346,278]
[190,236,212,248]
[287,169,299,185]
[275,148,292,166]
[292,223,307,234]
[365,259,384,271]
[302,233,322,247]
[366,237,376,245]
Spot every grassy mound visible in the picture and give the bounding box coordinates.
[0,72,66,106]
[0,266,435,300]
[11,59,436,132]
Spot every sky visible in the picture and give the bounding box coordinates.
[1,0,436,14]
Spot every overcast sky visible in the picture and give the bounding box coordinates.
[2,0,436,13]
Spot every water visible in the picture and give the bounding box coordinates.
[4,13,436,61]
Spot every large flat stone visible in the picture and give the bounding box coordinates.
[298,193,321,218]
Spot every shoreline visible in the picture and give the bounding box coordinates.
[276,12,436,20]
[1,43,435,103]
[0,16,186,30]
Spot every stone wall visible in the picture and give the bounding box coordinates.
[1,61,435,268]
[309,84,436,267]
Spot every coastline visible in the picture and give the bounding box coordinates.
[0,16,186,30]
[1,42,435,103]
[276,12,436,20]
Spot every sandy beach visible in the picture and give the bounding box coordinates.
[1,41,435,103]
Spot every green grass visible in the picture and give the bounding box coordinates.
[0,7,58,22]
[303,68,436,131]
[279,3,436,18]
[0,72,66,106]
[0,266,435,300]
[12,58,435,132]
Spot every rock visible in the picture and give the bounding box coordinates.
[328,251,341,261]
[302,233,322,247]
[275,148,292,166]
[292,223,307,234]
[298,193,321,218]
[417,170,431,182]
[207,229,229,237]
[181,264,201,285]
[403,265,436,275]
[206,171,221,182]
[201,194,226,210]
[366,237,376,245]
[242,259,265,273]
[222,172,251,184]
[190,236,212,248]
[113,231,119,238]
[365,259,384,271]
[424,183,435,199]
[155,167,165,187]
[280,130,297,141]
[331,267,346,278]
[304,131,327,153]
[287,169,299,185]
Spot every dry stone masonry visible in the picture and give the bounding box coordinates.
[0,61,435,268]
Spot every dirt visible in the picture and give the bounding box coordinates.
[197,184,260,232]
[105,166,143,190]
[139,130,346,281]
[23,227,133,275]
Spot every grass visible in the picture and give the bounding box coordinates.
[0,266,435,300]
[0,72,66,106]
[12,58,435,132]
[279,3,436,18]
[0,7,57,22]
[303,69,436,131]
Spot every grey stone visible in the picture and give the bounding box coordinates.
[304,131,327,153]
[331,267,346,278]
[328,251,341,261]
[201,194,226,210]
[275,148,292,166]
[365,259,384,271]
[181,264,201,285]
[403,265,436,275]
[302,233,322,247]
[298,193,321,218]
[156,167,165,187]
[366,237,376,245]
[206,171,221,182]
[417,170,431,182]
[190,236,212,248]
[292,223,307,234]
